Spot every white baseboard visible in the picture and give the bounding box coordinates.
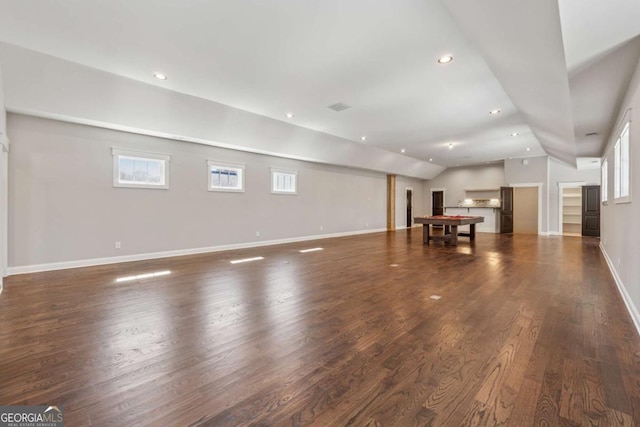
[8,228,387,276]
[600,243,640,337]
[541,231,562,236]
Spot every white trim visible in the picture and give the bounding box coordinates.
[557,181,586,235]
[0,132,8,152]
[613,122,631,204]
[405,187,414,228]
[112,148,170,190]
[271,167,298,195]
[207,160,245,193]
[508,182,543,235]
[545,231,562,236]
[600,243,640,337]
[7,228,387,276]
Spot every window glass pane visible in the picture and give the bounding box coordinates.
[601,160,608,202]
[147,160,163,184]
[211,169,221,187]
[208,163,244,191]
[113,150,169,189]
[614,140,621,199]
[272,170,296,193]
[621,125,630,198]
[119,158,134,182]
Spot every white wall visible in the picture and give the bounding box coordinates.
[0,42,444,181]
[8,114,396,271]
[548,158,600,234]
[600,54,640,331]
[425,163,504,212]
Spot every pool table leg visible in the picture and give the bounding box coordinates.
[470,224,476,240]
[423,224,430,245]
[450,225,458,245]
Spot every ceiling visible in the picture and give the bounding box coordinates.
[0,0,638,169]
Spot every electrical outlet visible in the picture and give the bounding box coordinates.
[256,231,260,237]
[115,241,121,249]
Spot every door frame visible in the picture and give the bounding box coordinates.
[0,135,8,294]
[558,181,586,235]
[429,188,446,215]
[405,187,414,228]
[508,182,543,235]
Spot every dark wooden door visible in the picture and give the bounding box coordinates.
[432,191,444,216]
[406,189,413,228]
[432,191,444,228]
[500,186,514,233]
[582,185,601,237]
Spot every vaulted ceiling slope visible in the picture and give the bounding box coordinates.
[0,0,638,174]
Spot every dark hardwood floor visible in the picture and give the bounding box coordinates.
[1,230,639,426]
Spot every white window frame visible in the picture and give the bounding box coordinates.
[601,158,608,204]
[207,160,245,193]
[271,168,297,195]
[614,122,631,204]
[112,148,170,189]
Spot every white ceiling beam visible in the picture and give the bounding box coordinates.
[443,0,577,166]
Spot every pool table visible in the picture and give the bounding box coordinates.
[414,215,485,245]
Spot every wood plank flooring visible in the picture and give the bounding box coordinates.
[1,230,639,426]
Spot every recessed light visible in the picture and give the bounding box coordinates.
[401,149,406,153]
[490,109,501,115]
[526,147,531,151]
[437,55,453,64]
[286,112,294,119]
[153,72,167,80]
[511,132,519,136]
[360,136,367,141]
[429,158,433,162]
[448,143,454,149]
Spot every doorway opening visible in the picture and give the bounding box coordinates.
[559,183,584,236]
[431,189,444,229]
[513,187,539,234]
[406,188,413,228]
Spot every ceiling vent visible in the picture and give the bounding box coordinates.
[585,132,598,136]
[328,102,351,112]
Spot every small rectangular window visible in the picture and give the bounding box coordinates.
[601,158,608,204]
[112,148,169,189]
[614,122,631,203]
[208,160,245,192]
[271,168,297,194]
[614,138,621,199]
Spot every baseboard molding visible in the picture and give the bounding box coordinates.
[8,228,387,276]
[541,231,562,236]
[600,243,640,337]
